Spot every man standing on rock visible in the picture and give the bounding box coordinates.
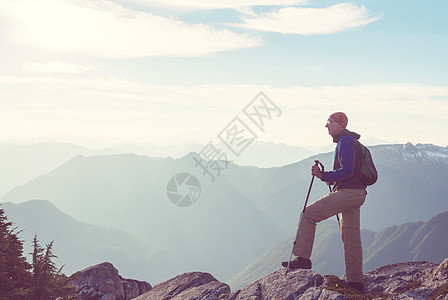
[282,112,367,293]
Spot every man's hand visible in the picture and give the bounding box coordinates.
[311,165,323,179]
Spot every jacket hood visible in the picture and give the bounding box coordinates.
[332,129,361,143]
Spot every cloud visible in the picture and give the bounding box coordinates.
[236,3,381,34]
[0,0,261,58]
[22,61,95,73]
[125,0,307,11]
[1,76,447,146]
[1,76,447,115]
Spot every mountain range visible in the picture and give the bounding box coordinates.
[1,153,288,282]
[1,142,447,288]
[0,200,184,284]
[0,140,316,197]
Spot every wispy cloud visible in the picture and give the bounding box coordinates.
[125,0,307,11]
[236,3,381,34]
[0,0,261,58]
[22,61,95,73]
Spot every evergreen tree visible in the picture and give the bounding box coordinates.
[30,235,45,300]
[0,206,12,298]
[30,237,76,300]
[0,206,32,299]
[0,207,75,300]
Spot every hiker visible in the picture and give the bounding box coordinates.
[282,112,367,293]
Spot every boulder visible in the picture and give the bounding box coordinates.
[364,261,437,295]
[71,262,125,299]
[232,268,324,299]
[364,258,448,299]
[133,272,230,299]
[70,262,152,300]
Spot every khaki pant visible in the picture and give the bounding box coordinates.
[293,188,367,283]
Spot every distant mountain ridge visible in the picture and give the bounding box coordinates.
[0,142,90,197]
[0,200,176,283]
[1,153,288,283]
[0,140,317,197]
[364,210,448,270]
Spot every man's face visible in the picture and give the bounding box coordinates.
[325,118,344,136]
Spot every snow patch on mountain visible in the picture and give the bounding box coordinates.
[373,142,448,164]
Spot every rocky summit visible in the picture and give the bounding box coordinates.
[69,258,448,299]
[134,258,448,300]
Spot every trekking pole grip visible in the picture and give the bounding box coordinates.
[314,160,324,173]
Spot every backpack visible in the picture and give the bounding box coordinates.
[353,140,378,186]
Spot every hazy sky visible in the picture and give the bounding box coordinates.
[0,0,447,148]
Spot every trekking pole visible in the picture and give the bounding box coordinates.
[316,161,341,226]
[285,160,320,276]
[328,184,341,227]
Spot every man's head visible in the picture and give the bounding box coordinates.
[325,112,348,136]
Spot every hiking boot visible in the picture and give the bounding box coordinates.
[347,282,364,293]
[281,257,312,269]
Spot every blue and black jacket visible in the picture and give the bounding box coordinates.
[321,129,366,190]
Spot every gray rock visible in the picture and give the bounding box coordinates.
[364,258,448,299]
[408,257,448,299]
[235,268,324,300]
[172,280,231,299]
[70,262,151,300]
[364,261,437,295]
[123,279,139,299]
[134,272,229,300]
[101,294,118,300]
[414,257,448,283]
[136,280,152,295]
[71,262,125,299]
[298,287,346,300]
[298,287,322,300]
